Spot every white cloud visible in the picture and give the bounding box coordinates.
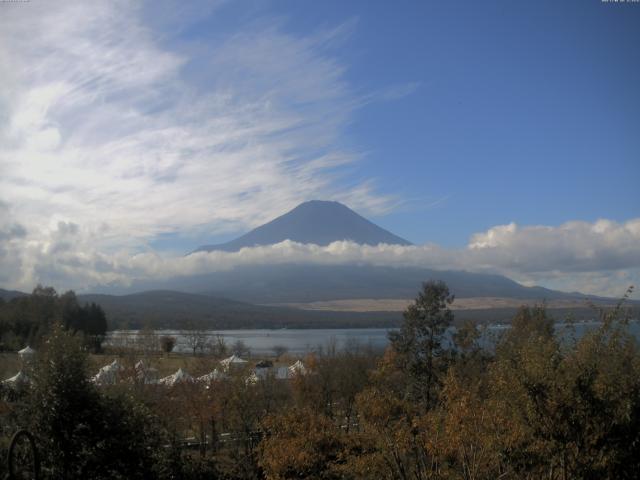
[467,219,640,273]
[0,1,395,252]
[1,213,638,298]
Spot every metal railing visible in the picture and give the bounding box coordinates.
[4,429,39,480]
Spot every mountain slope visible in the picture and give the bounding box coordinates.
[193,200,411,252]
[189,264,594,303]
[0,288,28,301]
[111,264,611,305]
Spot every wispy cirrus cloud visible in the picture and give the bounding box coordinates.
[0,1,395,253]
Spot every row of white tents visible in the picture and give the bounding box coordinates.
[90,356,308,387]
[2,348,308,390]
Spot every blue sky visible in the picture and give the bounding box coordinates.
[0,0,638,296]
[151,0,640,248]
[262,0,640,245]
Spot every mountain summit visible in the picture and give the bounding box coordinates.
[193,200,412,253]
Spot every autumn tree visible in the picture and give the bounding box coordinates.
[486,297,640,479]
[159,335,176,354]
[259,407,348,480]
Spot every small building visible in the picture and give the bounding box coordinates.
[219,355,248,372]
[275,366,290,380]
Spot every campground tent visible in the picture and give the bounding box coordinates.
[288,360,307,376]
[159,368,193,387]
[18,346,36,358]
[197,369,224,383]
[92,359,125,385]
[2,370,30,388]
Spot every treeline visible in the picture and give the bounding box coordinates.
[0,285,107,352]
[1,282,638,479]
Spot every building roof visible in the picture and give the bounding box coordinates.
[220,355,248,370]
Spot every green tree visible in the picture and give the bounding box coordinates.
[389,280,454,407]
[28,323,169,479]
[29,322,103,478]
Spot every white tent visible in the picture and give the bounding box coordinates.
[92,365,117,385]
[135,360,159,384]
[91,359,125,385]
[159,368,193,387]
[18,346,36,357]
[92,368,116,385]
[288,360,307,376]
[197,369,224,383]
[219,355,248,371]
[2,370,30,387]
[109,359,124,371]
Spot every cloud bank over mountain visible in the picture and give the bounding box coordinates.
[1,211,638,298]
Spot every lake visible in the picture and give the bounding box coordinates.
[107,320,640,356]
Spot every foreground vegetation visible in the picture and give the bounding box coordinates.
[1,282,638,479]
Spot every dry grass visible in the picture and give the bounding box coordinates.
[269,297,601,312]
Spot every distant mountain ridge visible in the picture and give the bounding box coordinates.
[76,290,399,329]
[193,200,411,253]
[163,264,604,304]
[0,288,27,301]
[91,262,627,306]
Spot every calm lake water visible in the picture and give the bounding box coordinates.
[107,320,640,356]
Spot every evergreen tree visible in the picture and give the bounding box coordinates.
[389,280,454,408]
